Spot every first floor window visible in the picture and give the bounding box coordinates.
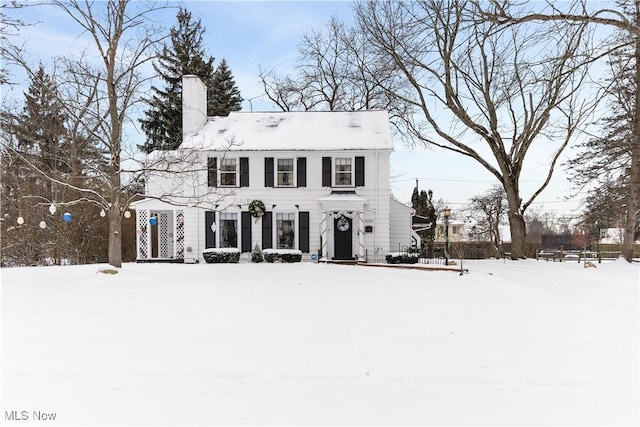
[335,157,352,186]
[276,213,295,249]
[219,212,238,248]
[277,158,294,186]
[220,158,237,186]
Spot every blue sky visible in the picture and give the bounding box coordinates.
[3,1,592,219]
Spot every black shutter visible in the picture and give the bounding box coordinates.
[297,157,307,187]
[262,211,272,249]
[240,157,249,187]
[205,211,216,248]
[322,157,332,187]
[241,211,251,252]
[207,157,217,187]
[265,157,274,187]
[299,211,310,253]
[355,156,365,187]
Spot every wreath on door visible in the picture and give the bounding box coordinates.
[337,215,350,231]
[248,199,265,218]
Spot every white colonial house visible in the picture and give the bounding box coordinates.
[133,75,413,263]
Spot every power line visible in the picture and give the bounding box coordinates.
[392,176,544,183]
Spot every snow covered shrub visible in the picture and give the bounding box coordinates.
[251,244,264,263]
[263,249,302,263]
[202,248,241,263]
[385,252,419,264]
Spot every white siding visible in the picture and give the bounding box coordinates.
[173,149,393,263]
[389,198,414,254]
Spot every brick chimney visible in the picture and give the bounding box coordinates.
[182,75,207,137]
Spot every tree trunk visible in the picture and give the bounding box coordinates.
[507,210,527,259]
[623,127,639,262]
[623,7,640,262]
[108,196,122,268]
[503,179,527,259]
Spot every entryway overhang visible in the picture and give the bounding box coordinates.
[318,191,367,261]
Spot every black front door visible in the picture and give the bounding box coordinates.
[333,215,353,260]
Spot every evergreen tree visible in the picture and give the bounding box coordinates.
[1,65,113,266]
[567,30,638,241]
[209,58,243,116]
[411,185,437,255]
[140,8,243,153]
[15,65,68,174]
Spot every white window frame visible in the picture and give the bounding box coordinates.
[219,157,239,187]
[275,212,297,250]
[334,157,353,187]
[276,158,295,187]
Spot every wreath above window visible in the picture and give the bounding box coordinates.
[248,199,266,218]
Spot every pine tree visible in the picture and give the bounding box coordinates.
[140,7,236,153]
[209,58,243,116]
[411,185,437,255]
[568,30,637,241]
[15,65,68,174]
[1,65,111,266]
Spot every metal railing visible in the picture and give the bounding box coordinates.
[395,245,447,265]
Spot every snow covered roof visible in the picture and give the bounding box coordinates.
[180,110,394,152]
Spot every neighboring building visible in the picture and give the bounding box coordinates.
[133,75,413,263]
[598,227,624,245]
[435,218,466,243]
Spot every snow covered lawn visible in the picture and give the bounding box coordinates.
[1,259,638,426]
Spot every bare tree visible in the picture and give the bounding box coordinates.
[0,1,31,85]
[466,185,507,251]
[259,16,406,114]
[477,0,639,260]
[2,1,169,267]
[2,5,240,268]
[354,0,596,258]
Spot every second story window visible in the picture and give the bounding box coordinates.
[335,158,352,186]
[220,158,237,187]
[277,159,294,186]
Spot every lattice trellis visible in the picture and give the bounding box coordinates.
[175,210,184,260]
[159,213,169,258]
[138,210,148,259]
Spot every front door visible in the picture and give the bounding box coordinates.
[333,215,353,260]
